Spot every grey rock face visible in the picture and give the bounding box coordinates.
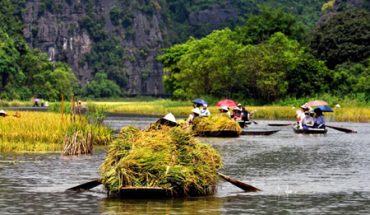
[20,1,245,96]
[21,0,166,95]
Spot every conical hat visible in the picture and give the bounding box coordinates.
[0,110,6,114]
[162,113,177,124]
[219,106,229,111]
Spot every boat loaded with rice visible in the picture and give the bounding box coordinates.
[100,125,222,197]
[293,126,328,134]
[192,115,242,137]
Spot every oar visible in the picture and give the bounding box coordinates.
[67,179,102,191]
[252,120,258,125]
[217,172,261,192]
[67,173,261,193]
[267,123,357,133]
[267,123,293,126]
[326,125,357,133]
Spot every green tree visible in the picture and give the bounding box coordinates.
[310,9,370,68]
[236,7,307,45]
[82,72,122,98]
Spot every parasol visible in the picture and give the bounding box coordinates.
[216,99,237,108]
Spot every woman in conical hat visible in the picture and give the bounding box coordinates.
[0,110,8,117]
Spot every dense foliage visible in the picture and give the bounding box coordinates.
[310,9,370,69]
[158,8,369,102]
[0,0,77,100]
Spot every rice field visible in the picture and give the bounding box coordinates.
[90,100,370,122]
[0,111,112,153]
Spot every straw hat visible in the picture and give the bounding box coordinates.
[192,108,201,115]
[162,113,177,124]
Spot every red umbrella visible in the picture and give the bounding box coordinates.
[216,99,237,108]
[305,100,328,107]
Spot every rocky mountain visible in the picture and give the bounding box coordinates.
[19,0,326,96]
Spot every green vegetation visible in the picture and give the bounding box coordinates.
[100,126,222,196]
[158,7,370,103]
[310,8,370,69]
[1,0,368,107]
[0,0,77,100]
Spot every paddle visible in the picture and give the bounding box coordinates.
[326,125,357,133]
[217,172,261,192]
[67,179,102,191]
[267,123,293,126]
[267,122,357,133]
[67,173,261,193]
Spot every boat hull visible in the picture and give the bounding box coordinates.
[197,130,240,137]
[108,186,216,198]
[241,130,280,135]
[237,121,251,128]
[293,127,327,134]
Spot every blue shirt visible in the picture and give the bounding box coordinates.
[315,115,325,125]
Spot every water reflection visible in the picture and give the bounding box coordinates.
[100,197,224,215]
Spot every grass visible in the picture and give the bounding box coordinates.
[0,111,112,153]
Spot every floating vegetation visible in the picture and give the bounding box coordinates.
[0,112,112,153]
[192,115,242,137]
[100,126,222,197]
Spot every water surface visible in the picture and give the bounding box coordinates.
[1,117,369,214]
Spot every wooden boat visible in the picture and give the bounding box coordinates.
[109,187,174,198]
[293,127,327,134]
[241,129,280,136]
[197,130,240,137]
[109,185,217,198]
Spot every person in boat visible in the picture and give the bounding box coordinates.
[231,106,242,121]
[313,108,325,128]
[33,97,40,107]
[186,107,201,125]
[156,113,178,127]
[219,106,231,118]
[238,104,250,122]
[301,111,314,129]
[296,104,310,128]
[200,104,210,117]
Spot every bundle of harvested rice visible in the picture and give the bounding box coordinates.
[100,126,222,197]
[192,115,242,135]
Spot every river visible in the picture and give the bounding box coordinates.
[1,117,369,214]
